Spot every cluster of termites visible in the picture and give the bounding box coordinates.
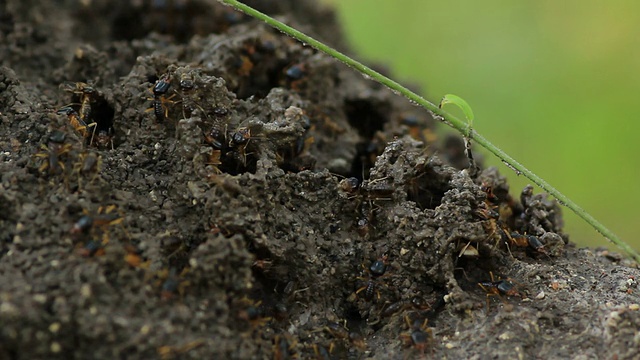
[146,65,318,178]
[472,182,550,258]
[32,80,116,188]
[58,82,114,149]
[331,139,562,356]
[338,175,395,238]
[32,14,566,356]
[143,70,259,175]
[32,129,102,190]
[460,169,567,315]
[69,204,194,302]
[342,251,439,355]
[70,205,125,257]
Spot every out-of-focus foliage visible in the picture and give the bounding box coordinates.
[329,0,640,250]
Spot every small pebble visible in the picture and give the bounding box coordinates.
[49,323,61,333]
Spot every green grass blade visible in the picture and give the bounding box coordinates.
[440,94,474,132]
[217,0,640,263]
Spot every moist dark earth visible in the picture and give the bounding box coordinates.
[1,1,639,359]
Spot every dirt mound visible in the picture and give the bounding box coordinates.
[1,1,639,359]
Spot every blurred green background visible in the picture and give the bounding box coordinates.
[327,0,640,250]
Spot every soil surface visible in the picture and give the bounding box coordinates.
[1,1,639,359]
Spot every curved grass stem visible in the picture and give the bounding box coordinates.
[218,0,640,263]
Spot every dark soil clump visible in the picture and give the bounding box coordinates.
[1,1,639,359]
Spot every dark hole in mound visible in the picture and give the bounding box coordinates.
[218,151,258,175]
[344,99,388,140]
[344,99,389,180]
[276,138,316,174]
[349,139,385,181]
[223,42,287,101]
[91,96,116,147]
[110,7,146,41]
[0,12,14,36]
[110,1,242,43]
[64,89,116,149]
[406,164,451,210]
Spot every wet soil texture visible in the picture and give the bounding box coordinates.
[1,1,639,359]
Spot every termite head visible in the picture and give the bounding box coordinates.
[153,75,171,95]
[339,177,360,194]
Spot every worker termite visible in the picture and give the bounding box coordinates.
[60,82,95,124]
[147,74,175,122]
[337,174,394,237]
[237,297,272,328]
[283,62,308,91]
[311,343,334,360]
[93,128,114,150]
[160,267,190,300]
[77,240,105,257]
[400,313,433,357]
[355,255,390,301]
[228,126,262,168]
[157,339,204,360]
[381,296,432,318]
[273,334,296,360]
[70,215,93,235]
[72,151,102,188]
[33,131,72,176]
[57,106,97,146]
[70,205,128,254]
[509,232,549,257]
[322,322,366,352]
[478,272,522,310]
